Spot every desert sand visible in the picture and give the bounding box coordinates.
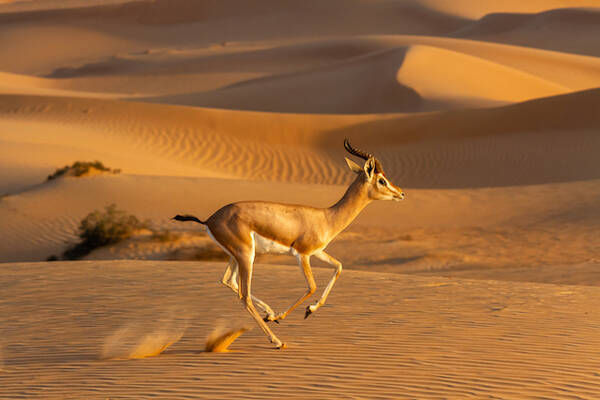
[1,0,600,398]
[3,261,600,399]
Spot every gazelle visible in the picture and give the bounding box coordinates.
[174,139,404,348]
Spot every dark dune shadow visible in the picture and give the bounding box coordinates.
[136,48,424,114]
[447,8,600,57]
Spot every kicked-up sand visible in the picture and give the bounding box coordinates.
[1,0,600,398]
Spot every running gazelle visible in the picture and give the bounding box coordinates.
[174,139,404,348]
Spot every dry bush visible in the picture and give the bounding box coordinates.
[62,204,149,260]
[47,160,120,181]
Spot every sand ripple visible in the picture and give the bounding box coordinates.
[1,261,600,399]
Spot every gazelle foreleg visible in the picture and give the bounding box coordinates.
[221,258,276,318]
[305,251,342,318]
[266,254,316,323]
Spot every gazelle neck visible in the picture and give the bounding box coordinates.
[326,175,371,236]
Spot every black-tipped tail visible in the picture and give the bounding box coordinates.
[172,214,206,225]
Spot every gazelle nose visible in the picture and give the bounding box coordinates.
[400,192,405,199]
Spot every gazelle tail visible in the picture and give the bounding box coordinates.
[172,214,207,225]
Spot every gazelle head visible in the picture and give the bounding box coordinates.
[343,138,405,201]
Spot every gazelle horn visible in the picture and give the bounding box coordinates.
[344,138,382,173]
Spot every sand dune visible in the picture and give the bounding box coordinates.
[30,35,600,100]
[145,44,568,112]
[451,7,600,57]
[393,44,568,106]
[364,35,600,91]
[0,71,137,100]
[0,0,130,12]
[0,24,138,76]
[2,261,600,399]
[148,48,424,113]
[0,0,467,36]
[419,0,600,19]
[337,88,600,145]
[0,0,467,84]
[2,87,599,190]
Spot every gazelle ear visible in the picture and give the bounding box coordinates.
[345,157,363,174]
[364,158,376,179]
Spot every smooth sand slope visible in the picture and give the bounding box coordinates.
[450,8,600,57]
[2,261,600,399]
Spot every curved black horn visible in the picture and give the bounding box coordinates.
[344,138,373,161]
[343,138,383,173]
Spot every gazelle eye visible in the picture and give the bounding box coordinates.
[378,178,386,186]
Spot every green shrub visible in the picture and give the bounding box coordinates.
[63,204,148,260]
[47,161,120,181]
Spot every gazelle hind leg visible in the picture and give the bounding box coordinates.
[235,253,285,349]
[221,258,236,292]
[221,258,276,318]
[305,251,342,318]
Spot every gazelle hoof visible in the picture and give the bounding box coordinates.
[263,314,279,324]
[304,306,313,319]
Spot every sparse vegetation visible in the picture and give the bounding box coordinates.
[46,161,121,181]
[47,206,223,261]
[62,204,149,260]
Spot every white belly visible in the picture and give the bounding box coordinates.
[251,232,295,255]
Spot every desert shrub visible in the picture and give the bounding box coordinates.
[47,161,120,181]
[63,204,149,259]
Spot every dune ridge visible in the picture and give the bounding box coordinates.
[418,0,600,19]
[30,36,600,99]
[0,0,468,35]
[450,8,600,57]
[144,44,570,111]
